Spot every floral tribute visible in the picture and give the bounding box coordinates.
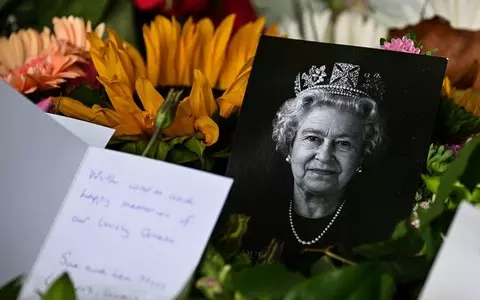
[2,16,480,300]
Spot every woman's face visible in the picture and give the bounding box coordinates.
[290,106,364,196]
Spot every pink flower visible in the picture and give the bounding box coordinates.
[37,97,53,112]
[381,36,421,54]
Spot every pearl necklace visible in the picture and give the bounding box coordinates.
[289,199,346,245]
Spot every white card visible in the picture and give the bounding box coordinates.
[419,201,480,300]
[21,147,233,299]
[0,82,88,285]
[48,114,115,148]
[0,81,234,299]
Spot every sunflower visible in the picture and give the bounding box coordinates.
[0,16,105,94]
[51,14,282,146]
[442,76,480,117]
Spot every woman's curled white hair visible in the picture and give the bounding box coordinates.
[272,89,383,157]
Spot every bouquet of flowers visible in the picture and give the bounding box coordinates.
[2,7,480,300]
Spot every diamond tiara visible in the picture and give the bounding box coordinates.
[294,63,386,101]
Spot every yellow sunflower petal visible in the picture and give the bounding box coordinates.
[135,77,164,115]
[86,32,105,56]
[123,41,146,78]
[143,24,160,86]
[116,47,136,90]
[179,17,196,85]
[97,76,141,114]
[442,77,453,98]
[217,57,254,118]
[163,98,195,137]
[155,16,178,86]
[196,18,214,74]
[204,14,235,86]
[190,69,217,118]
[51,96,114,127]
[264,23,280,36]
[218,22,253,90]
[246,17,266,58]
[194,115,219,146]
[106,28,124,49]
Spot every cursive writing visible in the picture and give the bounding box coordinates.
[128,183,152,193]
[121,201,170,219]
[75,285,140,300]
[140,228,174,244]
[89,169,119,185]
[85,265,108,276]
[72,216,90,224]
[140,275,166,290]
[179,214,195,227]
[103,289,140,300]
[98,217,130,239]
[121,201,154,213]
[169,194,194,205]
[80,189,110,207]
[59,251,80,269]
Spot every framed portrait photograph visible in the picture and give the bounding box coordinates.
[221,35,447,268]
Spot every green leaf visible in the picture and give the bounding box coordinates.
[421,175,440,193]
[67,84,106,108]
[167,146,200,164]
[0,0,12,12]
[354,221,423,260]
[310,256,336,276]
[380,257,430,284]
[231,264,304,299]
[285,263,395,300]
[214,214,251,261]
[419,138,480,229]
[34,0,109,28]
[184,137,206,159]
[102,0,138,46]
[42,273,76,300]
[379,38,386,46]
[168,136,191,147]
[199,245,227,278]
[0,275,23,300]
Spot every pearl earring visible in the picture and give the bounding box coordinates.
[356,167,362,173]
[286,155,291,162]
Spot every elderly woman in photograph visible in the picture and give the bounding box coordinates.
[272,87,384,247]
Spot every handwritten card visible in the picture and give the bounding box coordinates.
[21,147,233,299]
[48,114,115,148]
[0,81,234,298]
[419,202,480,300]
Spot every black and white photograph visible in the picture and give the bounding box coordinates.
[221,35,447,267]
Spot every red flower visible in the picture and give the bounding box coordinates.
[213,0,257,31]
[133,0,209,15]
[133,0,258,32]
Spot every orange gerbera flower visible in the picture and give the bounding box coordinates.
[0,16,104,94]
[52,16,106,52]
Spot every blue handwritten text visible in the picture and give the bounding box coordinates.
[89,169,119,185]
[80,189,110,208]
[140,228,174,244]
[72,216,90,224]
[98,217,130,239]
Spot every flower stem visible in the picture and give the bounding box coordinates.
[302,248,357,266]
[142,89,182,157]
[142,125,162,157]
